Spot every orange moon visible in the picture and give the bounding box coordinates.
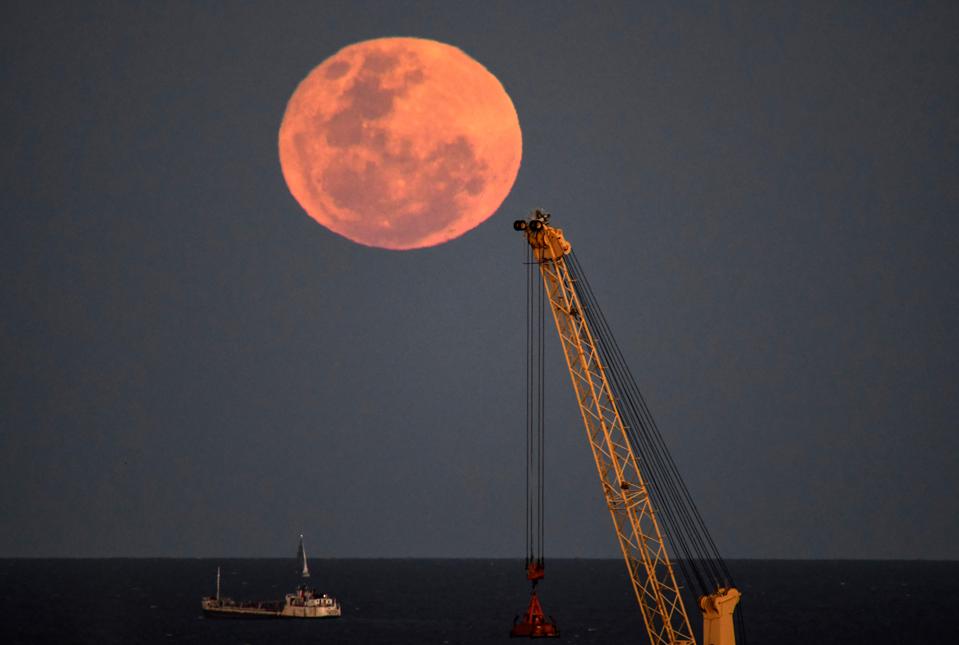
[278,37,522,250]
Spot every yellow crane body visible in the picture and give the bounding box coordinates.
[515,211,740,645]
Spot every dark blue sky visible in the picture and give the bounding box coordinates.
[2,1,956,559]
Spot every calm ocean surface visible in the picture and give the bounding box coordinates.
[1,559,954,644]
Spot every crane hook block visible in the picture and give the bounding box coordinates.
[509,590,560,639]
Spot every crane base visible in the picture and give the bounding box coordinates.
[510,590,559,638]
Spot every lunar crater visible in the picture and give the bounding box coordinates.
[324,60,350,80]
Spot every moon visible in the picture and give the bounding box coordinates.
[278,37,522,250]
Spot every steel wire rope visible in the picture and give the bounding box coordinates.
[568,251,731,592]
[565,253,714,645]
[566,253,712,596]
[568,250,748,645]
[569,251,726,586]
[575,276,733,640]
[526,243,533,564]
[623,361,732,586]
[568,252,709,553]
[538,259,546,566]
[605,336,724,593]
[526,245,546,568]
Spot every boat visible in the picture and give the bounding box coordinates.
[201,536,341,619]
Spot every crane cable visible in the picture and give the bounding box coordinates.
[526,244,546,569]
[525,245,533,563]
[565,251,748,645]
[568,252,709,590]
[567,250,729,590]
[539,248,545,568]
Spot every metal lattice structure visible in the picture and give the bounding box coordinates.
[519,214,696,645]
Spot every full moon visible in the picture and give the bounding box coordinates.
[278,37,522,250]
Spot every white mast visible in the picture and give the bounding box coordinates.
[298,534,311,578]
[216,566,221,601]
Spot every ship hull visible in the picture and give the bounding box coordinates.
[202,599,341,619]
[203,608,286,619]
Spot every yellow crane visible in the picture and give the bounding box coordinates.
[513,209,742,645]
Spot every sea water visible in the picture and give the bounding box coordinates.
[1,559,954,644]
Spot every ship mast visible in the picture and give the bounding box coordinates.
[298,534,311,578]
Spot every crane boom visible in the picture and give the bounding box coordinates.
[514,210,740,645]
